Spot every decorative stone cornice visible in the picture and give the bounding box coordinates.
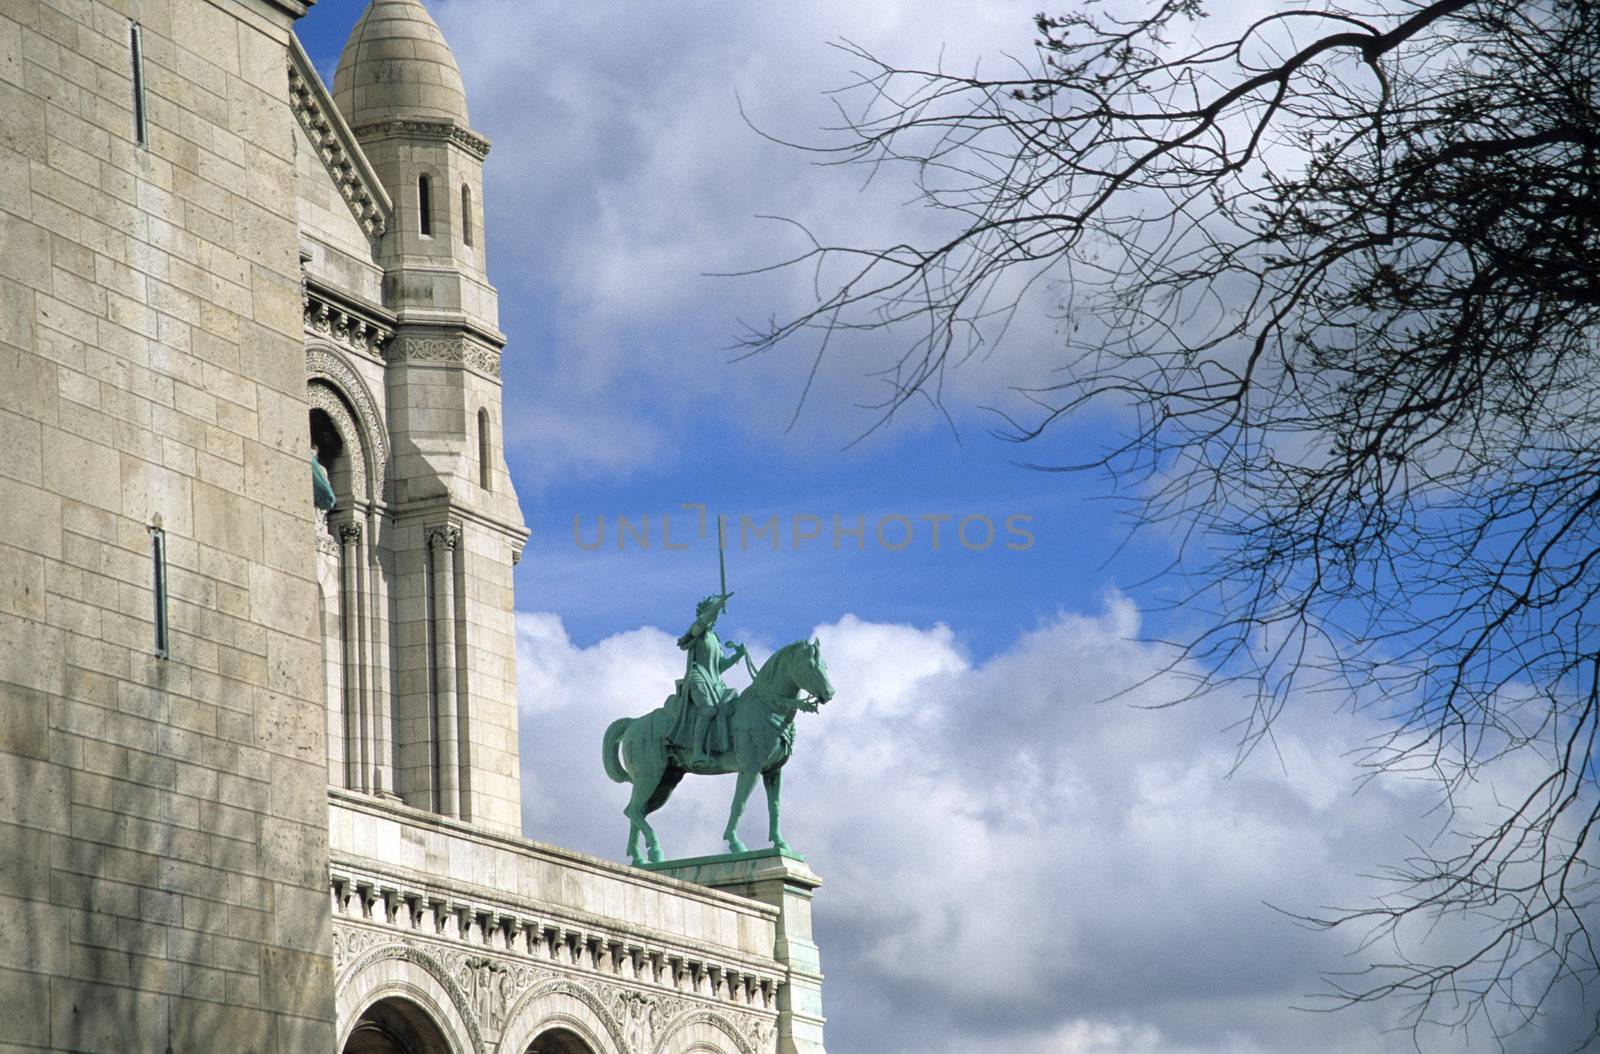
[387,335,501,379]
[304,284,394,361]
[288,36,393,242]
[324,870,787,1036]
[351,118,492,161]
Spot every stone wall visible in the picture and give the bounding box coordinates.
[0,0,335,1048]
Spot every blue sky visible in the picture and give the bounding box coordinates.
[295,0,1164,659]
[295,4,1593,1051]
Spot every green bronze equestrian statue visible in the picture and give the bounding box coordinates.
[602,520,836,865]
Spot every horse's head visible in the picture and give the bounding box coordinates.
[789,637,835,707]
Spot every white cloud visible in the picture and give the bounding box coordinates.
[513,597,1591,1053]
[436,0,1076,477]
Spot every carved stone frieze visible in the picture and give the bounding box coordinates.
[386,336,502,379]
[332,924,380,971]
[330,866,783,1053]
[613,989,660,1052]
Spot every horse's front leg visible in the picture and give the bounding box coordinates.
[723,768,759,853]
[763,768,790,852]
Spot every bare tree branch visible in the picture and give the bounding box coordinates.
[743,0,1600,1043]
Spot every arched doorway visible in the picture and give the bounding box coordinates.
[526,1027,597,1054]
[343,996,454,1054]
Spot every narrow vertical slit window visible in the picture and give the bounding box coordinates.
[461,184,473,246]
[478,408,492,490]
[418,175,433,237]
[129,22,148,147]
[150,526,169,659]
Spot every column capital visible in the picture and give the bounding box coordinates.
[428,524,461,550]
[339,521,363,544]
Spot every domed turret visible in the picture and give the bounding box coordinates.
[330,0,493,309]
[333,0,470,128]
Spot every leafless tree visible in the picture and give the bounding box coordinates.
[741,0,1600,1043]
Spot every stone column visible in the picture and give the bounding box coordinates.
[646,850,827,1054]
[340,521,367,792]
[429,524,461,817]
[367,511,394,795]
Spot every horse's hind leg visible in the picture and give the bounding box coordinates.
[763,768,790,852]
[624,762,670,864]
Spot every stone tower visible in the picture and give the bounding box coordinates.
[333,0,526,834]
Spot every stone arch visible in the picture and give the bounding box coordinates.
[650,1010,756,1054]
[337,943,484,1054]
[495,979,626,1054]
[344,995,457,1054]
[307,343,388,502]
[310,384,370,507]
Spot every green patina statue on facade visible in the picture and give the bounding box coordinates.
[603,527,835,864]
[311,445,337,512]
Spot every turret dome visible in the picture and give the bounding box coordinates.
[333,0,470,128]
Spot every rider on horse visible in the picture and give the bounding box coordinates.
[668,593,748,767]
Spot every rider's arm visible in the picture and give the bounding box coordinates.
[714,641,746,673]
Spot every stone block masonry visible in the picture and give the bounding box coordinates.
[0,0,335,1049]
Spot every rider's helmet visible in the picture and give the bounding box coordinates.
[677,593,732,649]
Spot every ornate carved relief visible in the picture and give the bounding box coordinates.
[652,1006,767,1054]
[308,383,369,504]
[387,336,502,379]
[340,939,488,1054]
[428,524,462,551]
[514,976,632,1053]
[306,347,389,503]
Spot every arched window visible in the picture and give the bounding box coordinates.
[418,175,433,237]
[478,407,492,490]
[461,183,474,247]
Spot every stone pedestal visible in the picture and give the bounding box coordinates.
[647,849,827,1054]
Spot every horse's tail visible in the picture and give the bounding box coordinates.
[602,718,633,783]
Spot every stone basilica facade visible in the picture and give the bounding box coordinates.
[0,1,824,1051]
